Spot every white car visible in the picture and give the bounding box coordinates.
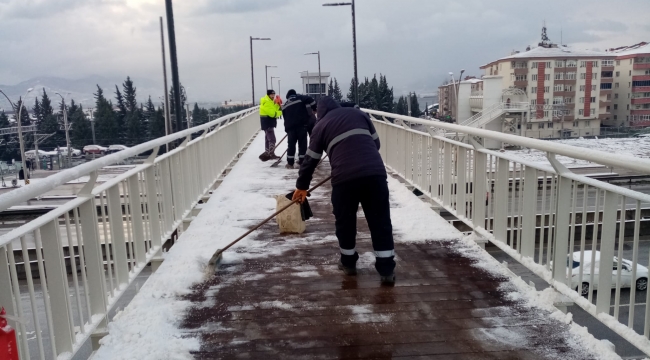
[56,147,82,157]
[569,251,648,296]
[107,145,129,154]
[24,149,56,159]
[83,145,108,155]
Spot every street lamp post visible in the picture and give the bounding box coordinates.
[323,1,357,104]
[305,52,322,99]
[271,76,279,91]
[55,92,72,167]
[15,88,33,183]
[278,79,282,96]
[250,37,271,106]
[449,72,458,121]
[265,65,277,91]
[300,71,310,95]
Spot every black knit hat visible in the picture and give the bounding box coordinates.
[286,89,296,98]
[267,89,275,96]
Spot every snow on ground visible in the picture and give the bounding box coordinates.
[94,129,620,360]
[507,136,650,167]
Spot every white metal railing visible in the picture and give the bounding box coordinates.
[365,109,650,356]
[0,106,260,359]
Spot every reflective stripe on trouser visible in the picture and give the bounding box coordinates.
[332,175,395,276]
[286,127,307,165]
[264,128,276,152]
[340,248,356,256]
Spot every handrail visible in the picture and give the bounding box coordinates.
[365,108,650,174]
[0,106,259,213]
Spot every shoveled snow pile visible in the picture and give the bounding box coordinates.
[508,136,650,167]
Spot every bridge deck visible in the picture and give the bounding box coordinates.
[94,131,604,360]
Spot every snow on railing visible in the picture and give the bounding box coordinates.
[0,106,260,359]
[364,108,650,357]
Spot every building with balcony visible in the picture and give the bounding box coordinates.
[610,42,650,127]
[467,27,615,139]
[438,77,481,121]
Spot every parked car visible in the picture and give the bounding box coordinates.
[24,149,56,159]
[56,147,82,157]
[568,251,648,296]
[107,145,129,154]
[83,145,108,155]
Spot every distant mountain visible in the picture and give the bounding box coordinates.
[0,75,163,112]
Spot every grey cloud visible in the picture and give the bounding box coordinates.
[0,0,98,19]
[194,0,295,15]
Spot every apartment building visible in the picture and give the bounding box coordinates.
[438,77,481,121]
[479,42,616,138]
[609,42,650,127]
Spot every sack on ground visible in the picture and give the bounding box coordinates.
[275,195,306,234]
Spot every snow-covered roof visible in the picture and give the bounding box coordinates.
[501,46,613,60]
[612,42,650,57]
[464,78,483,84]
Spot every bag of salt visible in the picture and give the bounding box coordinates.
[275,195,306,234]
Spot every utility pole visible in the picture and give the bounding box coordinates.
[323,1,358,104]
[305,52,322,99]
[265,65,277,91]
[160,16,171,151]
[278,80,281,96]
[407,92,412,116]
[250,37,272,105]
[271,76,279,91]
[165,0,182,134]
[55,92,72,167]
[186,103,191,129]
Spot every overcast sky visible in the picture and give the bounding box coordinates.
[1,0,649,103]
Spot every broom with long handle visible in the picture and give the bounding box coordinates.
[207,174,331,273]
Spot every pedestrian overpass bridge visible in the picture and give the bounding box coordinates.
[2,107,650,359]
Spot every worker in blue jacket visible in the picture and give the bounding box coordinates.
[292,96,395,284]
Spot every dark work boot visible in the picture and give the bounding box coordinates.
[338,261,357,276]
[380,273,395,285]
[285,163,294,169]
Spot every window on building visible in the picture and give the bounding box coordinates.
[531,87,537,93]
[614,115,618,120]
[515,75,526,81]
[531,62,538,69]
[544,111,549,117]
[580,85,586,91]
[627,104,630,110]
[555,61,564,68]
[602,60,614,66]
[592,85,597,91]
[527,123,532,130]
[564,97,573,104]
[548,121,553,127]
[544,74,551,81]
[579,109,584,115]
[566,72,577,80]
[646,70,650,75]
[614,104,618,110]
[580,73,586,79]
[591,108,595,115]
[630,70,632,76]
[554,84,563,92]
[567,60,577,67]
[530,99,537,105]
[616,71,620,77]
[543,98,549,105]
[531,74,538,81]
[607,106,611,111]
[538,123,544,129]
[555,73,563,80]
[586,120,591,126]
[544,86,550,93]
[633,80,650,87]
[601,83,612,89]
[606,94,611,100]
[593,73,598,80]
[565,85,573,91]
[591,97,596,103]
[616,60,621,66]
[615,83,620,88]
[553,97,563,104]
[580,61,586,68]
[614,93,618,99]
[579,97,585,103]
[601,71,613,78]
[573,121,579,127]
[593,61,599,67]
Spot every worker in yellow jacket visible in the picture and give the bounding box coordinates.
[260,89,283,158]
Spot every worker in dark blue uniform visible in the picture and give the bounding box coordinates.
[293,96,395,284]
[281,89,316,169]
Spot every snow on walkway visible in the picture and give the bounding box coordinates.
[94,130,619,360]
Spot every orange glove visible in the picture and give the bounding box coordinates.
[292,189,308,204]
[274,95,283,105]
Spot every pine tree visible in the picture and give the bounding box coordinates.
[149,107,166,139]
[0,111,9,128]
[369,75,380,110]
[328,79,334,97]
[33,98,42,123]
[114,85,127,140]
[93,85,118,146]
[169,85,187,130]
[123,77,144,145]
[358,77,373,109]
[40,89,53,119]
[70,105,93,148]
[332,78,343,102]
[14,98,31,125]
[411,92,422,117]
[346,78,356,103]
[378,75,394,112]
[394,96,406,115]
[123,77,138,113]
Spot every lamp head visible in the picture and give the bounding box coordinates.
[26,88,33,93]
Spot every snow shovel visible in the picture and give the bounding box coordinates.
[270,149,288,167]
[206,174,332,274]
[259,134,287,162]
